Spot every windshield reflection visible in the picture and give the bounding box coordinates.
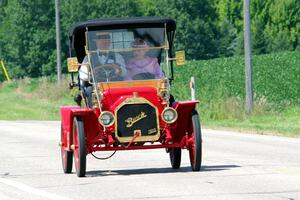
[87,28,166,82]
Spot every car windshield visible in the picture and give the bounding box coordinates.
[86,28,167,82]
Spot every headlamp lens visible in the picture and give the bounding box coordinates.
[99,112,114,126]
[162,108,177,123]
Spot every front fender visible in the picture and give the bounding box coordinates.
[169,101,199,143]
[172,100,199,114]
[60,106,80,150]
[60,106,99,151]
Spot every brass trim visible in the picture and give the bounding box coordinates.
[125,111,147,128]
[67,57,79,72]
[115,97,160,143]
[157,78,170,104]
[161,107,178,124]
[133,92,138,98]
[88,45,167,53]
[86,31,102,112]
[175,50,186,65]
[99,111,115,127]
[67,131,70,148]
[97,79,163,91]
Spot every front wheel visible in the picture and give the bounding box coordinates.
[73,117,86,177]
[189,110,202,171]
[61,124,73,173]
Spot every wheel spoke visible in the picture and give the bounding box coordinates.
[61,124,73,173]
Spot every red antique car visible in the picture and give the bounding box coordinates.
[60,17,202,177]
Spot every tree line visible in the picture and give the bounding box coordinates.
[0,0,299,80]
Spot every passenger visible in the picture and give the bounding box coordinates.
[126,38,163,80]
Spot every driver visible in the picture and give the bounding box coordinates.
[79,32,126,107]
[79,32,126,82]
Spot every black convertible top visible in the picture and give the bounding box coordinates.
[68,17,176,61]
[69,17,176,38]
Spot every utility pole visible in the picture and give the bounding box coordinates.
[244,0,253,114]
[55,0,62,84]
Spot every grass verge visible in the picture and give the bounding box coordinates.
[0,76,74,120]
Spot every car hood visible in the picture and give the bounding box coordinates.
[100,87,164,112]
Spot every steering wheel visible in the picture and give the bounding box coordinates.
[93,63,122,82]
[132,72,155,80]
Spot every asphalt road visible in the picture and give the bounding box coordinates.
[0,121,299,200]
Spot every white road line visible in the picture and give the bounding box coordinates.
[0,177,73,200]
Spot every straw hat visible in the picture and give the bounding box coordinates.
[94,32,111,40]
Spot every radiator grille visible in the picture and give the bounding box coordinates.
[116,103,159,140]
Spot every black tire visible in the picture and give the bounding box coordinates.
[169,148,181,169]
[61,123,73,173]
[73,117,86,177]
[189,110,202,171]
[169,94,175,107]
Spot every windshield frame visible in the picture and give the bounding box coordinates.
[84,26,171,84]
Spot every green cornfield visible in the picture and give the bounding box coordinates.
[171,51,300,123]
[173,51,300,104]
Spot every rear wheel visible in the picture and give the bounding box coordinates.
[189,110,202,171]
[169,148,181,169]
[61,123,73,173]
[73,117,86,177]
